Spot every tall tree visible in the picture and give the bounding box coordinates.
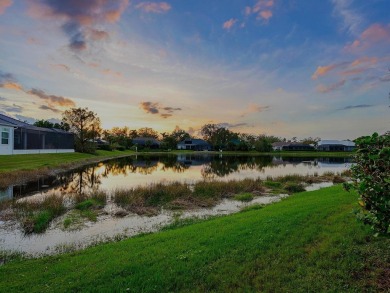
[137,127,159,138]
[62,107,101,153]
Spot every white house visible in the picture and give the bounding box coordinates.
[0,113,75,155]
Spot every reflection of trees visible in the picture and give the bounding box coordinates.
[55,166,102,194]
[201,155,274,179]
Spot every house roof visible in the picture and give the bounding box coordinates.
[132,137,160,144]
[0,113,70,134]
[318,140,355,147]
[272,142,290,147]
[178,139,210,145]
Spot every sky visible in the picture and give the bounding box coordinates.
[0,0,389,140]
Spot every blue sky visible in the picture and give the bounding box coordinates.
[0,0,389,139]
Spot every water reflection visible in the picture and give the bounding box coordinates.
[7,154,352,199]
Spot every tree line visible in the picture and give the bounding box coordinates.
[33,107,319,153]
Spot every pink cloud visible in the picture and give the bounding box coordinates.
[311,63,344,80]
[252,0,275,21]
[350,56,378,67]
[340,68,366,76]
[0,0,12,14]
[345,23,390,51]
[135,2,171,14]
[223,18,238,30]
[317,80,346,93]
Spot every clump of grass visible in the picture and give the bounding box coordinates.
[234,193,254,202]
[14,194,66,234]
[283,182,306,194]
[264,181,282,188]
[114,182,192,215]
[332,175,346,183]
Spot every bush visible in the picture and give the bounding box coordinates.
[344,132,390,236]
[283,182,305,193]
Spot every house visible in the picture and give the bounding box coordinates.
[272,142,290,151]
[177,139,212,151]
[272,142,315,151]
[132,137,160,149]
[0,113,74,155]
[317,140,355,152]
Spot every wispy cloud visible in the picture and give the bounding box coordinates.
[28,0,129,51]
[0,0,12,14]
[27,88,76,108]
[311,63,348,80]
[345,23,390,51]
[139,101,181,118]
[135,2,171,14]
[240,104,270,117]
[223,18,238,30]
[39,105,61,113]
[0,103,23,113]
[0,71,23,91]
[218,122,248,129]
[317,80,346,93]
[338,104,373,110]
[331,0,364,36]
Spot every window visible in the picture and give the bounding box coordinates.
[1,128,9,145]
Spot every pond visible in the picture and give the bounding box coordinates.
[0,154,352,256]
[1,154,352,200]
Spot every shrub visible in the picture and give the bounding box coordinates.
[283,182,305,193]
[344,132,390,236]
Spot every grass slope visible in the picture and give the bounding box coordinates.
[0,150,136,173]
[1,185,388,292]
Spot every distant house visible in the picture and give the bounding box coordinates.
[317,140,355,152]
[132,137,160,149]
[272,142,290,151]
[177,139,212,151]
[272,142,315,151]
[0,113,74,155]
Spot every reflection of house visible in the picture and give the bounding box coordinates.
[0,114,74,155]
[177,139,211,151]
[177,154,212,165]
[132,137,160,149]
[272,142,314,151]
[317,140,355,152]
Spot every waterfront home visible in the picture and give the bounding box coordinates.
[0,113,74,155]
[177,139,212,151]
[132,137,160,149]
[272,142,315,151]
[317,140,355,151]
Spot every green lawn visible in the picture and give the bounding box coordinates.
[0,150,135,173]
[1,185,388,292]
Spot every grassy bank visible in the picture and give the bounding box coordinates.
[0,185,388,292]
[0,150,138,173]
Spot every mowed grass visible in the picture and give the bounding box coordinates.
[0,150,136,173]
[0,185,389,292]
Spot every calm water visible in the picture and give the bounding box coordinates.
[0,154,352,255]
[0,154,352,200]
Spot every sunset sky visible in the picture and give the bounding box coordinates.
[0,0,389,139]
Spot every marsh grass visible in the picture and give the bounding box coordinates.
[113,179,265,214]
[12,194,66,233]
[234,192,254,202]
